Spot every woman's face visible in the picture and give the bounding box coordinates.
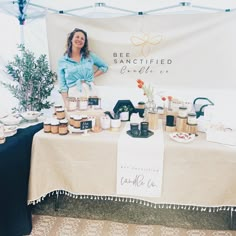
[72,31,86,50]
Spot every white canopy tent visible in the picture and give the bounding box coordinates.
[0,0,236,124]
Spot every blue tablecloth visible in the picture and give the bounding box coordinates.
[0,123,43,236]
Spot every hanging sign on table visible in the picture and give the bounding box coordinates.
[88,97,99,106]
[80,120,92,130]
[116,124,164,198]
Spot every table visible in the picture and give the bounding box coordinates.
[28,126,236,210]
[0,123,43,236]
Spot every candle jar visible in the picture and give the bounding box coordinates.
[130,123,140,137]
[59,119,68,135]
[78,97,88,110]
[137,101,145,109]
[69,115,75,127]
[73,115,82,129]
[157,106,164,115]
[43,119,51,133]
[54,104,63,115]
[56,108,65,120]
[140,121,149,137]
[178,106,188,118]
[187,112,197,125]
[100,115,111,130]
[51,120,59,134]
[67,97,77,111]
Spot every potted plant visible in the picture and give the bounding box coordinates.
[118,104,134,121]
[0,44,57,112]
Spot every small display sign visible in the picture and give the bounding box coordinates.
[80,120,92,130]
[88,97,99,105]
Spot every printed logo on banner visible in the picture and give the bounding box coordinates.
[113,32,173,77]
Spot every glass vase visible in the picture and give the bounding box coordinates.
[144,97,156,121]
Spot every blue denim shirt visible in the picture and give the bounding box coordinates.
[58,52,108,93]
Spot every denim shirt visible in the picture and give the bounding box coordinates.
[58,52,108,93]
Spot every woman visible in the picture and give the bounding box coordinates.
[58,28,108,107]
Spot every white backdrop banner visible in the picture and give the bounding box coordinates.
[46,12,236,89]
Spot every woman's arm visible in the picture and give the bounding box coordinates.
[90,52,108,75]
[94,69,105,78]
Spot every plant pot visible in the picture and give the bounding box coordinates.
[119,111,129,121]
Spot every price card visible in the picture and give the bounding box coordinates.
[80,120,92,130]
[88,97,99,106]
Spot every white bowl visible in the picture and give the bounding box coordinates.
[4,125,18,137]
[0,116,22,125]
[21,111,41,121]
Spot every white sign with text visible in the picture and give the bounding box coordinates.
[117,124,164,198]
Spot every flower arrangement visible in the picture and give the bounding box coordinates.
[137,79,154,100]
[161,95,173,110]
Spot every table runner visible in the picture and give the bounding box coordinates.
[117,123,164,198]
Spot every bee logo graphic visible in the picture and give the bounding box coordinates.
[130,33,162,57]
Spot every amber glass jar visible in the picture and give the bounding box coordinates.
[69,115,75,127]
[51,120,59,134]
[73,115,82,129]
[54,104,63,115]
[59,119,68,135]
[56,108,66,120]
[43,119,51,133]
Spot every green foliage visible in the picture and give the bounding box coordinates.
[1,44,57,111]
[118,105,133,113]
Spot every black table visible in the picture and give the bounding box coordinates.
[0,123,43,236]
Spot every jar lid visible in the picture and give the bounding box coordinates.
[51,119,59,125]
[188,112,196,117]
[60,119,68,123]
[73,115,82,120]
[56,108,65,112]
[54,104,63,108]
[138,101,145,105]
[44,119,51,125]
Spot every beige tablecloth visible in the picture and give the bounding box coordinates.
[28,128,236,208]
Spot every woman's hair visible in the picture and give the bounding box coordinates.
[64,28,90,58]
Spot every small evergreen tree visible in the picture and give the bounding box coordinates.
[1,44,57,111]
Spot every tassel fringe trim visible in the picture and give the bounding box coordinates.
[28,190,236,212]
